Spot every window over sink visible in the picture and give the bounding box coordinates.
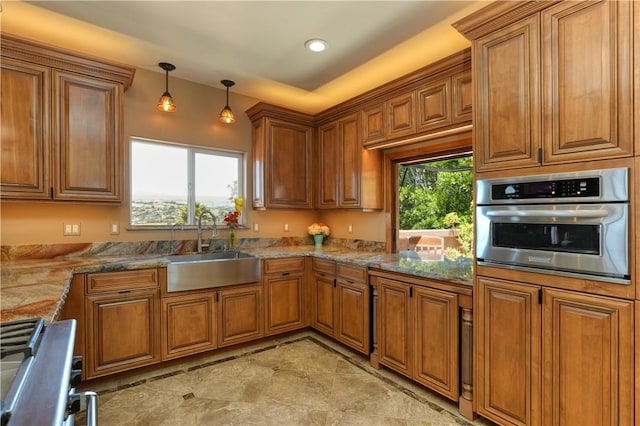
[129,137,245,228]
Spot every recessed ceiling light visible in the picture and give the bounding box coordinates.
[304,39,328,53]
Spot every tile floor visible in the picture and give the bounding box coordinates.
[77,332,494,426]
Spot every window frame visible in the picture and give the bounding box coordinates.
[129,136,246,229]
[382,137,472,253]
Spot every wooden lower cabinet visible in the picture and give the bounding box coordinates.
[161,292,216,360]
[85,288,160,379]
[263,258,306,335]
[311,259,371,355]
[377,275,459,399]
[476,277,635,426]
[217,284,263,347]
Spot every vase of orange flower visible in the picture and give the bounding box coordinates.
[223,210,240,249]
[308,223,330,248]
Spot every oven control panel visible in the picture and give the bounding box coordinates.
[491,177,600,200]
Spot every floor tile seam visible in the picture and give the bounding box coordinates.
[304,335,473,426]
[95,335,313,396]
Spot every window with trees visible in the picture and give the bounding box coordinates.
[130,138,244,227]
[397,154,473,259]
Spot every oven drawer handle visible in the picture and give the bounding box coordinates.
[486,209,609,218]
[69,391,98,426]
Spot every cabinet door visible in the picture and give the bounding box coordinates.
[317,122,339,208]
[217,285,263,347]
[0,58,51,199]
[542,289,634,426]
[474,14,541,172]
[362,102,386,146]
[413,286,459,400]
[335,279,369,355]
[312,273,336,336]
[386,90,416,139]
[541,1,633,164]
[476,277,541,426]
[265,118,313,208]
[264,272,305,336]
[377,277,411,377]
[162,292,216,360]
[52,70,122,202]
[338,113,361,207]
[85,289,160,379]
[452,69,472,123]
[417,76,451,132]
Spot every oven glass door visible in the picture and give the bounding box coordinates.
[493,222,600,255]
[476,203,629,282]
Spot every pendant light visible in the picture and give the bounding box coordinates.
[156,62,177,112]
[218,80,236,124]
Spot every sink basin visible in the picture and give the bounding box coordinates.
[166,251,261,292]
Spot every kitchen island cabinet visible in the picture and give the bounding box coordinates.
[455,0,635,172]
[476,276,635,426]
[373,273,459,401]
[263,257,307,335]
[0,34,135,202]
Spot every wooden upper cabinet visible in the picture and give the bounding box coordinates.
[473,13,542,172]
[361,102,386,145]
[452,70,473,122]
[541,0,634,164]
[417,76,451,132]
[0,58,51,199]
[317,113,382,210]
[0,34,134,202]
[247,103,314,209]
[53,71,121,201]
[456,0,635,172]
[386,90,416,139]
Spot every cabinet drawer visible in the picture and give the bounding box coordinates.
[87,269,159,294]
[312,258,336,275]
[263,257,305,274]
[336,263,367,283]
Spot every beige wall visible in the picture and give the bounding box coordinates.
[0,68,385,245]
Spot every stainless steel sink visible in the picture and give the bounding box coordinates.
[166,251,261,292]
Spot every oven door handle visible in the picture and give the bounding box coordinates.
[486,209,609,218]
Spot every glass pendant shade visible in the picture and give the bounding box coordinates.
[157,62,177,112]
[218,80,236,123]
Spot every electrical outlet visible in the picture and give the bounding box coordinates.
[284,223,289,232]
[110,223,120,235]
[348,224,353,233]
[253,223,259,232]
[63,223,81,236]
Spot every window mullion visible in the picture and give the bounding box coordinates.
[187,149,196,224]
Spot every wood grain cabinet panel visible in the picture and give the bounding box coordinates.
[417,77,451,132]
[541,0,634,164]
[0,58,50,199]
[247,104,314,209]
[413,286,458,400]
[361,102,386,145]
[475,277,541,426]
[217,284,263,347]
[387,90,416,139]
[85,288,160,379]
[378,277,412,377]
[53,71,121,201]
[312,268,336,336]
[452,70,472,122]
[542,288,634,426]
[334,263,370,355]
[473,13,542,171]
[264,258,306,335]
[162,292,216,360]
[0,34,134,202]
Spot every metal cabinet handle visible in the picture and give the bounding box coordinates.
[69,391,98,426]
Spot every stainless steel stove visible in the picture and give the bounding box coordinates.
[0,318,97,426]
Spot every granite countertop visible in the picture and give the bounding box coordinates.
[0,246,472,323]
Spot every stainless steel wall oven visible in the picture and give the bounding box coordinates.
[476,167,630,284]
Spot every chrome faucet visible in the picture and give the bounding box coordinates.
[197,209,217,253]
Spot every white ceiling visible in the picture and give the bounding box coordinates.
[2,1,489,114]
